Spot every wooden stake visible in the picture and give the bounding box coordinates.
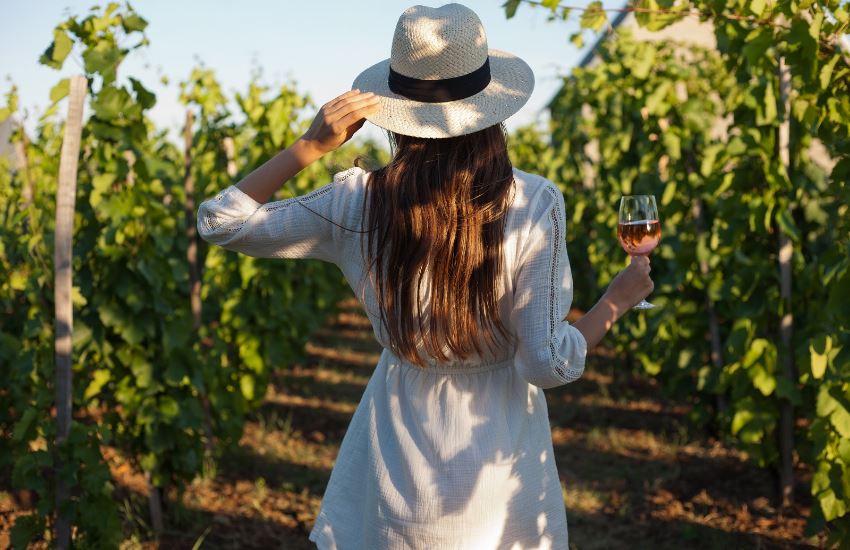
[184,110,201,330]
[777,53,796,511]
[223,136,237,178]
[183,109,217,469]
[54,74,87,550]
[145,470,164,535]
[692,198,727,418]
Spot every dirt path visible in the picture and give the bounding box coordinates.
[4,294,823,548]
[169,294,822,549]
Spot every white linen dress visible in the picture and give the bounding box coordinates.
[196,165,588,550]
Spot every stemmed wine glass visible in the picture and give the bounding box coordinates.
[617,195,661,310]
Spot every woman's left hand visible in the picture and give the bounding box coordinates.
[298,89,381,156]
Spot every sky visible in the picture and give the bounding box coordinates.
[0,1,614,149]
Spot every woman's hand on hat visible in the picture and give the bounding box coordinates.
[298,89,381,157]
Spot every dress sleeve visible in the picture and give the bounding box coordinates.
[510,182,588,389]
[196,168,363,264]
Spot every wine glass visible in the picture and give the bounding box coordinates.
[617,195,661,310]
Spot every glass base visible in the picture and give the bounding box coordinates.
[633,299,656,310]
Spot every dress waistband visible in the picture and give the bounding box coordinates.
[383,348,514,375]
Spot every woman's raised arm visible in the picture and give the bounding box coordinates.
[234,89,380,204]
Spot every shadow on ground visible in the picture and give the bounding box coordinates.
[4,292,819,549]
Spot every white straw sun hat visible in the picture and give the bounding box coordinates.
[352,3,535,139]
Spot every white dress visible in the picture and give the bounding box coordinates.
[197,165,588,550]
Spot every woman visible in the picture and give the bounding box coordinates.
[197,3,653,548]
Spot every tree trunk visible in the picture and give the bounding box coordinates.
[776,54,796,511]
[53,74,87,550]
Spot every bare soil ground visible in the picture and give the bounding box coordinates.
[1,295,829,549]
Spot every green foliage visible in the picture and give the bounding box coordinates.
[1,1,382,545]
[510,0,850,542]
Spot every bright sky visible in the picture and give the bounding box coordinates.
[1,1,614,149]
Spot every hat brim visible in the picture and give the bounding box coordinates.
[351,49,534,139]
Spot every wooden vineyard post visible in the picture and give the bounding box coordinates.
[145,107,168,535]
[184,109,202,330]
[53,74,87,550]
[182,108,217,474]
[221,135,241,384]
[145,470,164,536]
[223,136,237,178]
[692,198,727,418]
[776,53,796,510]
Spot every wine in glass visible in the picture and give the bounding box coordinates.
[617,195,660,310]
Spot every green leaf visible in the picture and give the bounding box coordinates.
[809,11,824,42]
[121,13,148,32]
[818,488,848,522]
[39,29,74,69]
[742,29,773,67]
[757,80,777,125]
[49,78,70,103]
[743,338,768,367]
[645,81,672,116]
[749,0,766,16]
[158,397,180,420]
[503,0,521,19]
[240,374,255,401]
[9,269,27,291]
[819,55,840,90]
[84,369,112,400]
[579,1,607,32]
[71,285,87,307]
[634,0,683,30]
[831,400,850,439]
[661,180,677,206]
[90,172,115,209]
[817,385,839,417]
[129,77,156,110]
[131,358,153,388]
[570,32,584,49]
[12,408,38,442]
[700,145,722,177]
[82,41,124,84]
[11,514,39,550]
[662,132,681,160]
[731,407,753,435]
[776,209,801,243]
[753,367,776,396]
[629,46,656,79]
[91,85,132,120]
[810,335,832,379]
[788,16,820,80]
[838,439,850,464]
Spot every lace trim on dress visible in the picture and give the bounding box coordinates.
[543,184,584,384]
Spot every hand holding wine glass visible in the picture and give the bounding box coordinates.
[617,195,661,310]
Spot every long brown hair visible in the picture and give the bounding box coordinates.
[354,122,518,368]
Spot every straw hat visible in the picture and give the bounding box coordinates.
[352,3,535,139]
